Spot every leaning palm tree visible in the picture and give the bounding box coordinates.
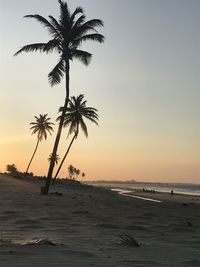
[25,114,54,176]
[52,94,98,185]
[14,0,104,194]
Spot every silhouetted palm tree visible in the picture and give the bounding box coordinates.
[52,94,98,184]
[25,114,54,176]
[14,0,104,193]
[48,153,60,166]
[75,168,80,179]
[68,164,75,179]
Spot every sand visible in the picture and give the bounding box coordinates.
[0,174,200,267]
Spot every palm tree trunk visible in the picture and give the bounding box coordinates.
[25,138,40,176]
[52,133,77,185]
[44,60,70,194]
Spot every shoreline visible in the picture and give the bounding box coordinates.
[111,187,200,204]
[86,181,200,196]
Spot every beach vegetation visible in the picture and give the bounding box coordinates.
[14,0,104,194]
[52,94,98,184]
[6,164,25,179]
[25,114,54,176]
[6,164,18,175]
[75,168,80,179]
[119,233,140,247]
[68,164,75,179]
[58,164,84,181]
[48,153,60,166]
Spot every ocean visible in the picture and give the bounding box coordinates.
[89,182,200,196]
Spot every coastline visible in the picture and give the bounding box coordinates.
[0,175,200,266]
[86,181,200,196]
[111,187,200,204]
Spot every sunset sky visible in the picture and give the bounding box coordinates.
[0,0,200,183]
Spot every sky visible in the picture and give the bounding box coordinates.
[0,0,200,183]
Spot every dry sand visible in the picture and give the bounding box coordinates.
[0,174,200,267]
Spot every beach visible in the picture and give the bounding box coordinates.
[0,175,200,267]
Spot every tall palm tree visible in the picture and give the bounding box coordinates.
[14,0,104,194]
[52,94,98,184]
[25,114,54,176]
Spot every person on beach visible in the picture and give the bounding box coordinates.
[171,190,174,196]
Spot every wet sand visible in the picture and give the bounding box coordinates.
[0,175,200,266]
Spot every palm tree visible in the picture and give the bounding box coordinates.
[52,94,98,185]
[14,0,104,194]
[75,168,80,179]
[48,153,60,166]
[68,164,75,179]
[25,114,54,176]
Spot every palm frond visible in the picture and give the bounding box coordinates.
[14,43,46,56]
[44,39,61,53]
[74,33,104,47]
[24,14,60,38]
[48,15,62,38]
[48,59,65,86]
[82,113,99,125]
[58,0,70,28]
[70,7,84,24]
[80,118,88,137]
[83,19,104,28]
[73,19,103,37]
[68,120,78,136]
[71,26,96,41]
[71,14,86,30]
[71,49,92,65]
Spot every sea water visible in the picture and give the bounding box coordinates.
[90,182,200,196]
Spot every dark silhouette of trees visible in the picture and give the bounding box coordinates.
[68,164,75,179]
[6,164,18,175]
[25,114,54,176]
[66,165,80,180]
[14,0,104,194]
[52,94,98,185]
[48,153,60,166]
[75,168,80,179]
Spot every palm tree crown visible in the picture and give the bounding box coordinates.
[48,153,60,165]
[30,114,54,141]
[25,114,54,176]
[52,95,98,183]
[14,0,104,87]
[58,94,99,137]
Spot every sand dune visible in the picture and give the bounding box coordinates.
[0,174,199,266]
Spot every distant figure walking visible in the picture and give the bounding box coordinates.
[171,190,174,196]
